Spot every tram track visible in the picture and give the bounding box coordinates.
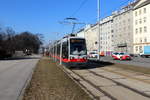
[60,65,150,99]
[71,68,150,100]
[100,67,150,84]
[57,64,97,100]
[90,60,150,84]
[88,69,150,98]
[71,70,117,100]
[58,65,114,100]
[54,57,150,100]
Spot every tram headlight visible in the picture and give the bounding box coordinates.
[70,57,75,59]
[83,57,87,59]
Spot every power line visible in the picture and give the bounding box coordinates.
[70,0,89,17]
[59,0,89,35]
[88,0,134,24]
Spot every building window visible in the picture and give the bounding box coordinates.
[139,46,142,53]
[144,26,147,32]
[128,19,130,22]
[139,27,142,33]
[136,28,138,34]
[135,46,138,52]
[139,9,141,15]
[144,8,146,13]
[140,38,142,43]
[139,19,142,24]
[144,38,147,42]
[135,20,138,25]
[135,11,137,16]
[143,17,146,23]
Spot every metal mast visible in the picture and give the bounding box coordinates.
[97,0,100,60]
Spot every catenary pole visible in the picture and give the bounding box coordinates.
[97,0,100,60]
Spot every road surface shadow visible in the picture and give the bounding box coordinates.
[69,60,114,70]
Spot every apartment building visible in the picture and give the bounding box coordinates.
[84,24,98,51]
[133,0,150,54]
[75,0,150,55]
[76,28,85,38]
[99,16,114,56]
[112,2,135,54]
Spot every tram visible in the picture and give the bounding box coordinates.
[49,35,87,67]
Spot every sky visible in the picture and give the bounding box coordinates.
[0,0,134,44]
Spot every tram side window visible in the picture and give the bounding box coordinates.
[62,42,68,59]
[57,44,60,56]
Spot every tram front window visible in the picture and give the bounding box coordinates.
[70,39,87,55]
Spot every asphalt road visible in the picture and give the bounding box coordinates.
[99,56,150,68]
[0,55,40,100]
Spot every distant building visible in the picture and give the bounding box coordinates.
[133,0,150,54]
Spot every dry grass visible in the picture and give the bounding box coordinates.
[23,57,91,100]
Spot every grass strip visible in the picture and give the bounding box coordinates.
[23,57,91,100]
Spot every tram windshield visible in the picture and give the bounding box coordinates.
[70,38,87,55]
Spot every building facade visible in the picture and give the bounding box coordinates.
[133,0,150,54]
[75,0,150,55]
[112,3,135,54]
[99,16,114,56]
[76,28,85,38]
[84,24,98,52]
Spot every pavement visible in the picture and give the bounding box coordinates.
[0,55,40,100]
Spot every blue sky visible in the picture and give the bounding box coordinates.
[0,0,134,44]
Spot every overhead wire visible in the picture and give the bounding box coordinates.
[70,0,89,17]
[87,0,134,24]
[60,0,134,35]
[59,0,89,35]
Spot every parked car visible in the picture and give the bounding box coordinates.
[112,52,131,60]
[100,51,105,57]
[88,51,98,58]
[129,54,139,57]
[140,46,150,58]
[112,52,119,59]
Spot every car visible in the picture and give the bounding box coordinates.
[112,52,131,60]
[88,51,98,58]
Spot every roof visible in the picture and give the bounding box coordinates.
[134,0,150,9]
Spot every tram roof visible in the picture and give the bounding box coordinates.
[51,36,85,46]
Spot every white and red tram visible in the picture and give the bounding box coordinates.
[49,35,87,67]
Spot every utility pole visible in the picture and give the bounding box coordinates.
[97,0,100,60]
